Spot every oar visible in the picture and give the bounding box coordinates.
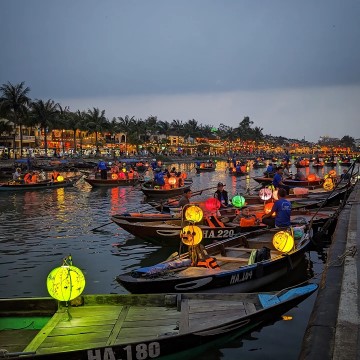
[91,221,113,231]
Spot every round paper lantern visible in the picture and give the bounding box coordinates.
[259,188,272,201]
[56,175,64,182]
[181,173,187,179]
[307,173,316,181]
[47,265,85,301]
[111,173,118,180]
[205,198,221,211]
[264,202,274,214]
[168,177,177,185]
[122,168,127,173]
[118,172,126,180]
[272,231,294,253]
[185,205,203,223]
[181,225,203,245]
[231,195,246,208]
[328,170,337,178]
[323,178,334,191]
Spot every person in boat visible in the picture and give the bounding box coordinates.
[214,182,229,208]
[231,207,260,227]
[294,168,306,181]
[51,170,60,182]
[272,167,290,194]
[30,171,39,183]
[176,172,184,187]
[178,188,192,208]
[23,171,33,184]
[340,169,351,181]
[153,168,165,187]
[97,159,108,179]
[12,167,22,181]
[283,163,292,179]
[261,188,292,228]
[264,163,274,177]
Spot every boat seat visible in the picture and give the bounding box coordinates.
[224,247,256,253]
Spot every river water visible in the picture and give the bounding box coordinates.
[0,161,330,359]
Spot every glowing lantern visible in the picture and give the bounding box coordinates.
[264,202,274,214]
[272,231,294,253]
[259,188,272,201]
[231,195,246,208]
[168,177,177,186]
[111,173,118,180]
[181,173,187,179]
[181,225,203,245]
[205,198,221,211]
[47,256,85,302]
[323,178,334,191]
[56,175,64,182]
[122,168,127,173]
[329,170,337,178]
[185,205,203,223]
[307,174,316,181]
[118,172,126,180]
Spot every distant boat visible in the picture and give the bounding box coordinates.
[195,162,216,173]
[141,182,192,200]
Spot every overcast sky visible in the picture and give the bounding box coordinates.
[1,0,360,142]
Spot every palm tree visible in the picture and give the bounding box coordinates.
[85,107,108,154]
[117,115,135,155]
[30,99,59,157]
[0,81,31,157]
[63,110,86,154]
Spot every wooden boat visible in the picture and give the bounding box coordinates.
[112,211,175,223]
[0,175,81,191]
[228,169,248,177]
[141,182,192,200]
[252,162,266,168]
[324,160,337,167]
[282,178,324,189]
[84,176,140,187]
[111,216,266,247]
[312,162,324,168]
[117,228,310,294]
[0,284,317,360]
[338,160,352,167]
[195,163,216,173]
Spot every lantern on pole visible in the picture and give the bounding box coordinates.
[181,225,203,246]
[185,205,203,223]
[272,231,294,253]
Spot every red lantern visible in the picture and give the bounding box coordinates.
[307,173,316,181]
[205,198,221,211]
[111,173,118,180]
[329,170,337,178]
[118,172,126,180]
[181,173,187,179]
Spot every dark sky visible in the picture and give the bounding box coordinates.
[1,0,360,141]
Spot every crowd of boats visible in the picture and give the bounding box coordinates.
[0,155,359,359]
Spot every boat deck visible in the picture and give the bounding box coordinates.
[1,296,256,355]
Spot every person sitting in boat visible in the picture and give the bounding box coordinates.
[340,169,351,181]
[261,188,292,228]
[12,167,22,181]
[176,172,184,187]
[272,167,290,194]
[110,162,119,174]
[154,168,165,187]
[51,170,60,182]
[294,169,306,181]
[23,171,33,184]
[214,182,229,208]
[30,171,39,183]
[283,163,292,179]
[264,163,274,177]
[231,207,260,227]
[178,188,192,208]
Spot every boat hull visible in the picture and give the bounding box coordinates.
[84,177,139,187]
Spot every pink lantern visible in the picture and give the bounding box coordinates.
[205,198,221,211]
[259,188,272,201]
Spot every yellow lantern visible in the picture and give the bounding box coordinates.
[122,168,127,173]
[56,175,64,182]
[185,205,203,223]
[323,178,334,191]
[47,256,85,302]
[272,231,294,253]
[181,225,203,245]
[168,177,177,186]
[111,173,118,180]
[328,170,337,178]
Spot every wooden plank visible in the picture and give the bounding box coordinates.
[244,302,257,315]
[215,255,249,263]
[187,300,245,312]
[225,247,256,252]
[50,324,114,336]
[106,305,130,345]
[179,299,189,334]
[24,309,66,352]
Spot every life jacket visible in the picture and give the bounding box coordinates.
[240,217,256,227]
[24,173,32,183]
[31,174,38,183]
[197,257,220,270]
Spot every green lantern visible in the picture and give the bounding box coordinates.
[231,195,246,208]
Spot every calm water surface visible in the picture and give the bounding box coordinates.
[0,161,331,359]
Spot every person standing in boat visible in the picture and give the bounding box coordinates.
[214,182,229,208]
[261,188,292,228]
[272,167,290,194]
[97,159,108,180]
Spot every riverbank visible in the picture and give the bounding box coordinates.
[299,181,360,359]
